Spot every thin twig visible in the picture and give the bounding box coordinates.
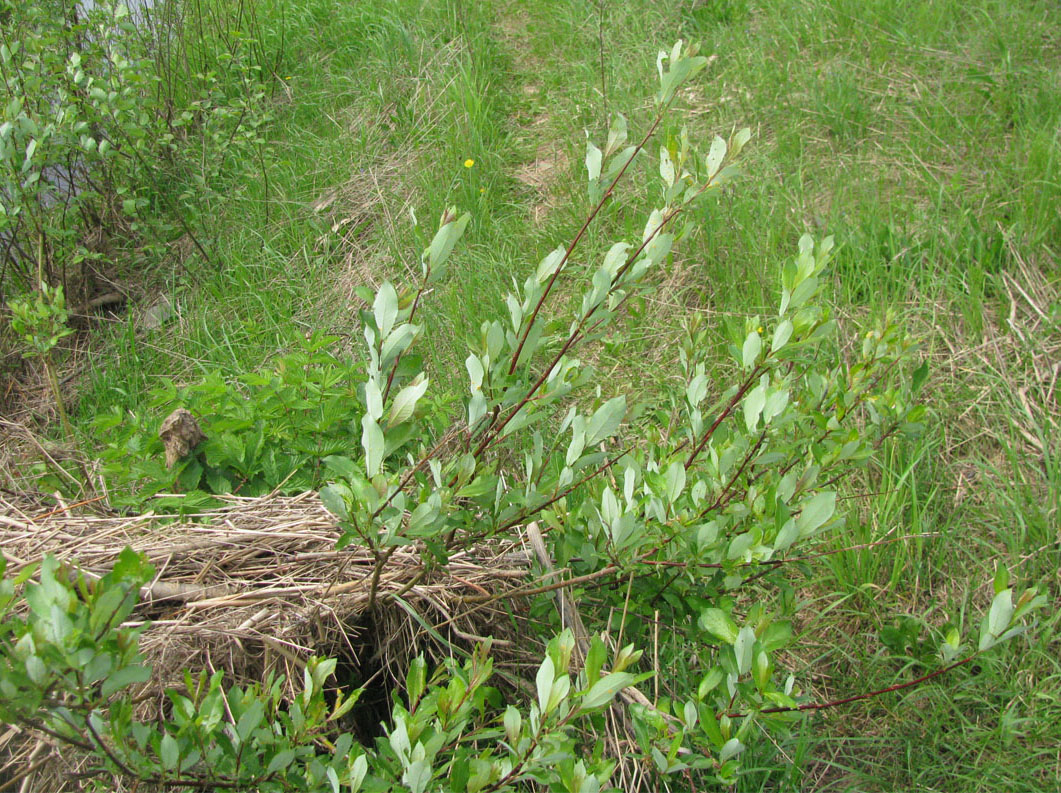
[725,653,979,718]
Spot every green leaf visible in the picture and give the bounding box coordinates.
[320,484,350,520]
[605,113,628,157]
[727,531,755,561]
[651,746,668,772]
[536,655,555,715]
[266,749,295,775]
[404,760,432,793]
[159,733,178,771]
[585,635,607,687]
[1013,588,1048,621]
[705,135,727,179]
[503,705,521,744]
[100,664,151,698]
[730,127,752,156]
[698,667,723,699]
[753,650,771,691]
[603,145,638,181]
[978,615,995,651]
[374,282,398,340]
[988,588,1014,637]
[993,562,1009,595]
[942,627,962,662]
[506,294,523,332]
[586,138,602,181]
[566,423,586,467]
[380,324,417,367]
[734,625,756,676]
[643,208,665,243]
[536,246,566,282]
[388,716,410,762]
[761,621,793,653]
[426,212,470,273]
[699,608,739,644]
[719,737,744,763]
[741,330,762,369]
[406,656,426,707]
[365,378,383,421]
[581,672,635,710]
[601,486,620,528]
[499,404,545,438]
[911,360,929,393]
[547,674,571,712]
[774,518,798,552]
[585,396,626,446]
[763,388,789,424]
[796,491,836,537]
[465,354,484,391]
[743,384,766,432]
[89,585,127,635]
[312,657,338,689]
[788,276,818,312]
[602,242,631,278]
[237,700,265,740]
[323,456,358,480]
[468,391,487,428]
[25,654,47,685]
[771,320,793,353]
[687,372,708,407]
[664,461,686,504]
[361,415,385,476]
[330,688,362,722]
[350,754,368,792]
[388,376,429,428]
[659,145,675,185]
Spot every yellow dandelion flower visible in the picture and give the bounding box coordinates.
[464,158,475,168]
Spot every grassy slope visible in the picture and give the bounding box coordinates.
[74,0,1059,789]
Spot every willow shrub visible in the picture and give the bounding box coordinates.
[0,41,1044,792]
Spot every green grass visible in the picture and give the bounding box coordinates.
[52,0,1061,788]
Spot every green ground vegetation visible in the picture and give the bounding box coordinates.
[3,0,1059,790]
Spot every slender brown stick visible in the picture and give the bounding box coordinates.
[685,367,762,470]
[725,653,979,718]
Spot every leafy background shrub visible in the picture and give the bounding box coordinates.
[0,0,279,302]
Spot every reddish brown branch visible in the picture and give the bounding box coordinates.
[506,110,667,377]
[725,653,979,719]
[685,367,762,470]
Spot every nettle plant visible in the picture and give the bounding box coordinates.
[1,42,1044,791]
[86,333,385,512]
